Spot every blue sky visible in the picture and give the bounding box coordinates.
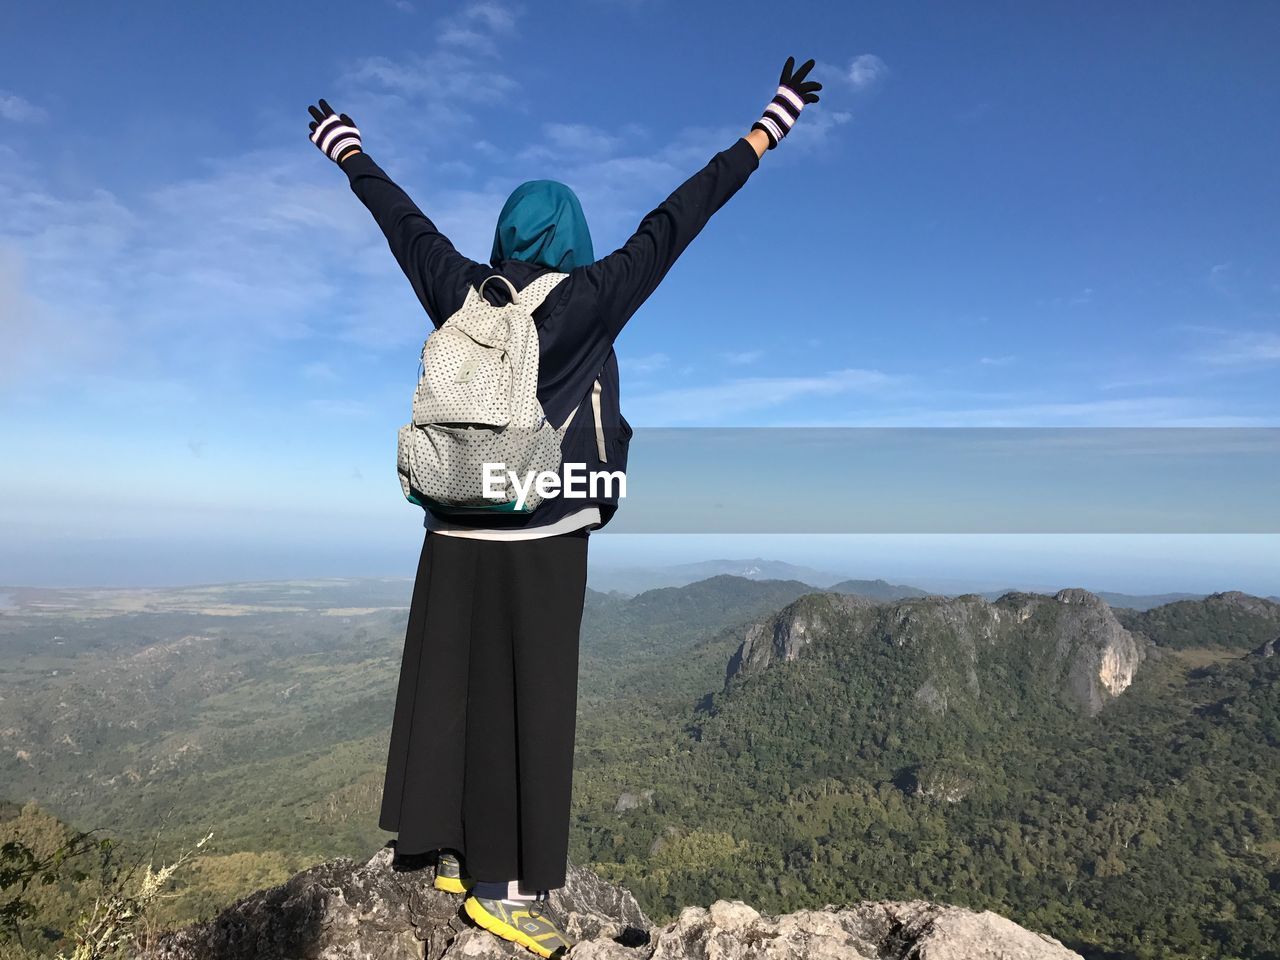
[1,1,1277,589]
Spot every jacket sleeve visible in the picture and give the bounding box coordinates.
[340,152,483,327]
[576,137,760,341]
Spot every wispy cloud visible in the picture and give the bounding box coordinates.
[628,368,894,424]
[847,54,888,91]
[465,2,517,31]
[1199,329,1280,366]
[784,108,853,151]
[1039,286,1094,308]
[979,355,1016,366]
[342,51,518,107]
[621,352,670,375]
[518,123,626,163]
[339,0,521,132]
[0,2,875,422]
[0,91,45,122]
[0,1,536,384]
[722,350,762,365]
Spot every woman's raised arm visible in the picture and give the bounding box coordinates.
[308,99,482,328]
[575,57,822,342]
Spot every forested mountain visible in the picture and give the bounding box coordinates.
[585,558,849,594]
[825,578,931,601]
[572,588,1280,959]
[3,578,1279,958]
[0,574,814,880]
[1114,591,1280,650]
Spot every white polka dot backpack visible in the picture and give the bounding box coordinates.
[396,271,573,514]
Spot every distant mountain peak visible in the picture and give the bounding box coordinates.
[724,589,1145,715]
[1208,590,1279,614]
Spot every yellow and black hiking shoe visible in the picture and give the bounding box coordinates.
[463,892,574,958]
[433,851,474,894]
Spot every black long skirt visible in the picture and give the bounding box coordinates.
[378,528,589,891]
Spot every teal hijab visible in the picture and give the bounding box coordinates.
[491,180,594,271]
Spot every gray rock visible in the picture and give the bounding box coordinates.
[137,849,1081,960]
[725,594,875,683]
[614,789,654,813]
[1049,589,1147,715]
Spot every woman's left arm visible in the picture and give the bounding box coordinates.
[309,99,481,328]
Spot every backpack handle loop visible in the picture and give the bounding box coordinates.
[477,274,520,305]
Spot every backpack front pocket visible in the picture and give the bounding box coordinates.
[405,420,563,512]
[413,328,512,428]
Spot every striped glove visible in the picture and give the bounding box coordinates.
[752,57,823,149]
[308,99,362,164]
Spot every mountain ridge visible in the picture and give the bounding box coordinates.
[721,587,1146,716]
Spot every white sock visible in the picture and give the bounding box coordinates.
[505,880,540,901]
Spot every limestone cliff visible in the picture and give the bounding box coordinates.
[724,589,1146,716]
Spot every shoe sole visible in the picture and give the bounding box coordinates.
[434,875,474,894]
[463,897,567,959]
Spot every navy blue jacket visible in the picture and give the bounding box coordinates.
[341,137,760,529]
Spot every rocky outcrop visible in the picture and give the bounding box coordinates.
[614,789,654,813]
[724,589,1145,716]
[139,847,1082,959]
[1249,637,1277,659]
[724,594,875,682]
[1211,591,1280,617]
[1043,589,1146,713]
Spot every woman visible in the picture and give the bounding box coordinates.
[307,56,820,958]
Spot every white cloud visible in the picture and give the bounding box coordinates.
[343,51,518,105]
[0,1,859,408]
[1199,330,1280,366]
[628,368,894,425]
[464,1,517,32]
[0,91,45,122]
[498,120,748,245]
[979,355,1016,366]
[621,352,670,375]
[722,350,762,365]
[521,123,623,161]
[0,245,48,381]
[340,1,521,125]
[783,108,853,151]
[848,54,888,91]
